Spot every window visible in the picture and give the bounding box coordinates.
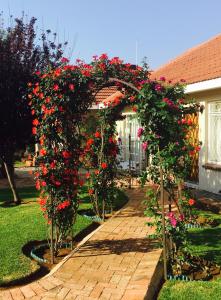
[208,101,221,164]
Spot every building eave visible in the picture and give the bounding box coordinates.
[185,77,221,94]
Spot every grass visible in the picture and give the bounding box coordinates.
[0,185,128,286]
[14,160,26,168]
[158,210,221,300]
[158,279,221,300]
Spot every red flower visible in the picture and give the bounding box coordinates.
[33,86,39,95]
[130,96,136,102]
[88,189,94,195]
[99,53,108,60]
[81,70,91,77]
[87,138,94,147]
[132,106,137,112]
[94,131,101,138]
[45,97,51,103]
[69,83,75,91]
[41,181,47,187]
[53,84,59,91]
[62,150,72,159]
[41,166,48,175]
[40,148,47,156]
[55,181,61,186]
[50,161,56,169]
[35,180,41,190]
[61,57,69,63]
[85,172,90,179]
[57,200,71,210]
[31,109,35,115]
[32,127,37,135]
[38,197,46,206]
[32,119,39,126]
[39,92,44,99]
[94,169,100,175]
[58,106,65,112]
[188,199,195,206]
[187,119,193,126]
[195,146,201,152]
[101,162,107,169]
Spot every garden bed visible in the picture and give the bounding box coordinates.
[158,209,221,299]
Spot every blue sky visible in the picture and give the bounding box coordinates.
[1,0,221,70]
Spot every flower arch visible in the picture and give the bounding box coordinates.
[28,55,148,261]
[29,54,201,271]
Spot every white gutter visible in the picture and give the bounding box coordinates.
[185,77,221,94]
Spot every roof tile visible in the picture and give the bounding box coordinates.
[150,34,221,84]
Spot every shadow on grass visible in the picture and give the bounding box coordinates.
[0,222,100,288]
[0,186,39,207]
[189,226,221,265]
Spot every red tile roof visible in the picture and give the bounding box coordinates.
[150,34,221,84]
[95,86,119,102]
[103,91,124,105]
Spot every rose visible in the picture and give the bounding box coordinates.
[142,142,148,151]
[40,148,47,156]
[94,131,101,138]
[188,199,195,206]
[62,151,72,159]
[88,189,94,195]
[101,162,107,169]
[137,127,144,138]
[69,83,75,91]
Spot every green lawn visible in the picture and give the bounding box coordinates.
[158,210,221,300]
[14,160,27,168]
[0,186,128,286]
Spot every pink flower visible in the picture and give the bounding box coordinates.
[69,84,75,91]
[167,212,174,218]
[154,84,163,92]
[99,53,108,60]
[170,218,177,227]
[137,128,144,138]
[142,142,148,151]
[179,214,185,221]
[61,57,69,63]
[159,76,166,81]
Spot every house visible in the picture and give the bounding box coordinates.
[95,34,221,194]
[151,34,221,194]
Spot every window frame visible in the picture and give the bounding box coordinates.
[207,100,221,165]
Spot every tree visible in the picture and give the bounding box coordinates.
[0,15,66,204]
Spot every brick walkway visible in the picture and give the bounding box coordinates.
[0,188,162,300]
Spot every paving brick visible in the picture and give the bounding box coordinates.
[29,282,47,295]
[89,284,105,298]
[20,285,36,298]
[0,291,13,300]
[10,288,24,300]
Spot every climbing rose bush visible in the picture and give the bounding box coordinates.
[28,54,149,250]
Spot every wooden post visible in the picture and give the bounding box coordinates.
[102,198,105,222]
[50,216,54,264]
[159,158,167,281]
[128,122,132,189]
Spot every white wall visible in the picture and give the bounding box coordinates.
[188,88,221,194]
